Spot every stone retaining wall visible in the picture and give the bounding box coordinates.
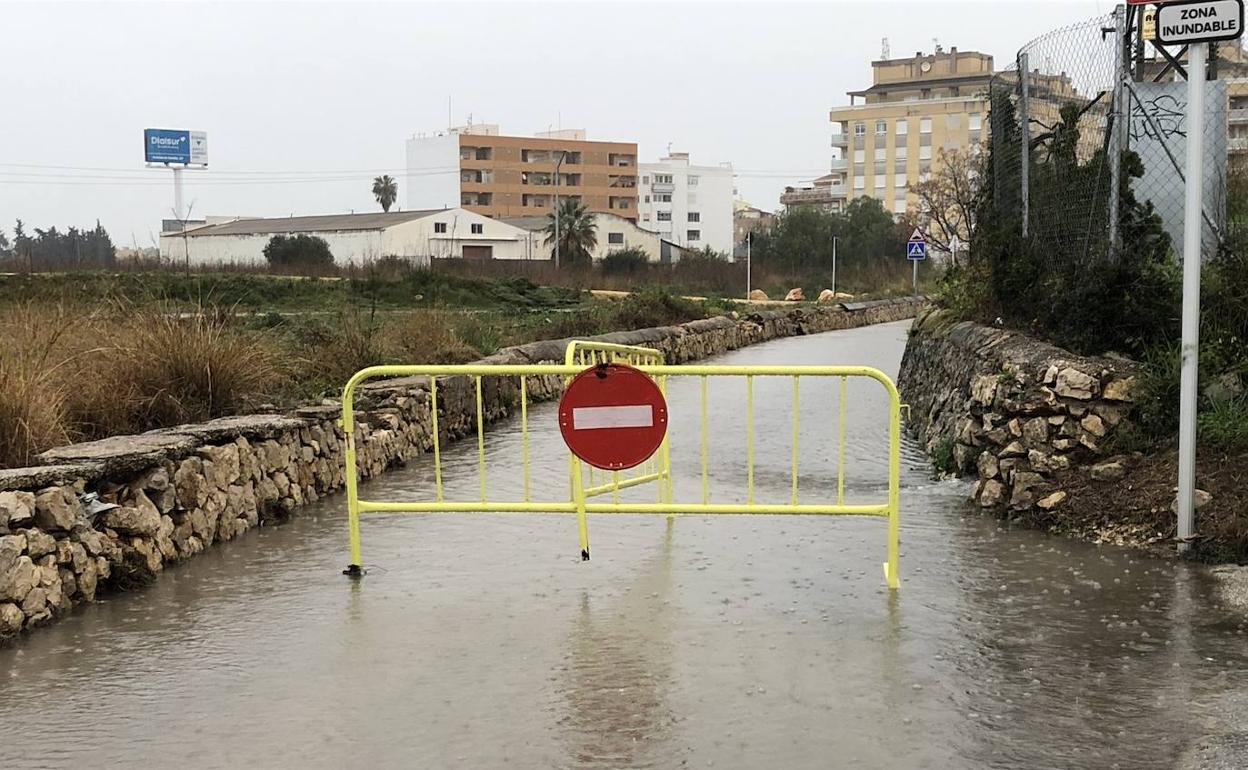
[898,306,1141,511]
[0,299,923,640]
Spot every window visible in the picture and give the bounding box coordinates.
[895,173,908,188]
[919,146,932,160]
[687,212,700,222]
[853,149,865,163]
[874,176,885,189]
[434,222,447,234]
[875,120,887,135]
[854,176,865,190]
[874,148,886,161]
[896,119,908,135]
[895,146,908,160]
[893,199,908,214]
[968,113,983,131]
[654,174,673,184]
[657,211,672,221]
[853,122,865,137]
[642,175,649,184]
[920,118,932,134]
[688,175,699,187]
[656,193,672,202]
[642,214,650,222]
[687,230,701,242]
[608,232,624,244]
[470,223,483,234]
[853,163,865,176]
[644,195,650,203]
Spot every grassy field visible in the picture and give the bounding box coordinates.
[0,269,737,468]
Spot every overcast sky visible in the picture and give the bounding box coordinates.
[1,0,1112,247]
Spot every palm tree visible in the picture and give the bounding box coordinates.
[372,175,398,212]
[544,199,597,266]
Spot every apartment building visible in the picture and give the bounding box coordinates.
[405,123,639,222]
[636,152,735,256]
[827,47,994,216]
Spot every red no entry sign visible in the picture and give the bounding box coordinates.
[558,363,668,470]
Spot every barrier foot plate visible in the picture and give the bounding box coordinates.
[581,549,590,561]
[343,564,365,578]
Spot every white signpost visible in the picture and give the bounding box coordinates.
[1169,0,1244,550]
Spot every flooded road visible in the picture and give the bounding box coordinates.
[3,320,1246,769]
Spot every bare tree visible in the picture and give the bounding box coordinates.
[909,147,984,266]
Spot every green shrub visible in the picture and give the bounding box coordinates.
[263,234,335,271]
[599,248,650,275]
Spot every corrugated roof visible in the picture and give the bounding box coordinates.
[184,210,447,237]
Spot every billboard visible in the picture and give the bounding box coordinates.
[144,128,208,165]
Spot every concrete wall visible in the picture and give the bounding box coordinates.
[0,300,924,641]
[898,306,1141,511]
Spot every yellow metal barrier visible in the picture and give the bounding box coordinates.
[340,347,902,589]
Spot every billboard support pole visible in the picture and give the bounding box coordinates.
[1177,42,1208,552]
[172,166,185,222]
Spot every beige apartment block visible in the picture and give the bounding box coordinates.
[406,124,639,222]
[828,47,994,216]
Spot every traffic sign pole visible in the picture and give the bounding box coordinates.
[1177,42,1208,551]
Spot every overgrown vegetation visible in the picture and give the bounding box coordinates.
[0,277,726,467]
[942,91,1248,452]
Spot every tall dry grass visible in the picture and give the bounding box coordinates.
[0,302,286,467]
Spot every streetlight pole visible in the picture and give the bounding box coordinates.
[831,235,839,295]
[746,231,752,299]
[553,150,566,270]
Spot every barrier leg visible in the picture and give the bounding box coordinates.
[343,435,364,578]
[570,456,590,560]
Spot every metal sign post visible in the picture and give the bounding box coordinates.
[906,227,926,297]
[1165,0,1243,550]
[1176,42,1208,551]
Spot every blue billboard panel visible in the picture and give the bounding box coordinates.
[144,128,191,164]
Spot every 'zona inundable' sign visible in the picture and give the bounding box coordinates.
[1156,0,1244,46]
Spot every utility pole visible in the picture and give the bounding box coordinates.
[1177,42,1208,551]
[1019,51,1030,239]
[553,150,566,269]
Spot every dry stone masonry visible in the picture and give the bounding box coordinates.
[0,299,923,640]
[898,306,1141,514]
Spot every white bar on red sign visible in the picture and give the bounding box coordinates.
[571,405,654,430]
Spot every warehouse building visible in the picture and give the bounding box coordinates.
[159,209,539,266]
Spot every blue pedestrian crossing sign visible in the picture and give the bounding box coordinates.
[906,227,927,261]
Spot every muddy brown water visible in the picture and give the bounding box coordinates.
[2,320,1246,769]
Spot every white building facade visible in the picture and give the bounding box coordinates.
[159,209,538,267]
[499,211,677,263]
[636,153,735,257]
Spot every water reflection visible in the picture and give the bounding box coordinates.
[557,521,678,769]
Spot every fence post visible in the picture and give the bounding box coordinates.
[1108,5,1127,257]
[1018,52,1030,239]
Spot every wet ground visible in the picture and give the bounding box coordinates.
[2,320,1246,769]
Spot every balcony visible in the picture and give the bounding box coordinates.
[1231,136,1248,152]
[1230,107,1248,124]
[609,175,637,188]
[779,185,846,207]
[829,158,848,172]
[831,134,849,148]
[608,153,636,167]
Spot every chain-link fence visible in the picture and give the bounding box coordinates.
[986,8,1239,268]
[988,12,1121,266]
